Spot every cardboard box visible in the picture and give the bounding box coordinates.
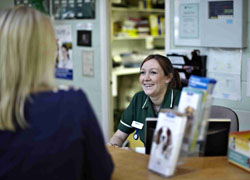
[228,130,250,173]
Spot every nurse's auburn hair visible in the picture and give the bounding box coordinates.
[140,54,181,90]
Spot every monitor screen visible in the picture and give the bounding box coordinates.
[209,1,233,19]
[200,118,231,156]
[145,117,157,155]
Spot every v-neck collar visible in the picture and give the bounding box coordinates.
[141,89,173,116]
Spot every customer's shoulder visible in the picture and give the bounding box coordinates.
[53,85,87,100]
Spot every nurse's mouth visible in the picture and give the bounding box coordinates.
[144,84,154,87]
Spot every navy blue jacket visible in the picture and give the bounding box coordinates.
[0,88,113,180]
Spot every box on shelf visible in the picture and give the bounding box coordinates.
[228,130,250,173]
[149,14,158,36]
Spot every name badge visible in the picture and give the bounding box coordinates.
[131,121,144,129]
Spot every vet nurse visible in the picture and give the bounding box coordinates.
[109,54,182,147]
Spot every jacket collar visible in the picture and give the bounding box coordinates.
[141,89,173,110]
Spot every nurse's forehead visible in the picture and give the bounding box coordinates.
[142,60,160,67]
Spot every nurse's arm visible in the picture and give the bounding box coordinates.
[108,130,129,147]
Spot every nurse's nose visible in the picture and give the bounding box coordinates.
[145,72,151,80]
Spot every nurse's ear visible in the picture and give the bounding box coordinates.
[165,73,173,84]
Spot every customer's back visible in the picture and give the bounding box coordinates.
[0,6,113,180]
[0,87,113,179]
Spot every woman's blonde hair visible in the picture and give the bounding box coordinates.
[0,6,57,131]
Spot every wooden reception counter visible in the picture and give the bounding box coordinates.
[107,146,249,180]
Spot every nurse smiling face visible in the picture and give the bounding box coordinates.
[139,58,172,99]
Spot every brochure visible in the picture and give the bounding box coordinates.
[188,75,217,142]
[148,109,187,177]
[178,87,204,153]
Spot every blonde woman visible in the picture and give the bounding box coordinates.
[0,6,113,179]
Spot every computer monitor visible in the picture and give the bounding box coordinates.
[145,117,157,155]
[145,117,231,156]
[200,118,231,156]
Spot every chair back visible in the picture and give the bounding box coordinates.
[209,105,239,132]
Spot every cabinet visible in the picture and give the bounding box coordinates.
[110,0,165,129]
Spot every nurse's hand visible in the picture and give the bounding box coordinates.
[106,142,119,147]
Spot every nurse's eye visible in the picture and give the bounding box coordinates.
[140,71,145,75]
[150,71,157,75]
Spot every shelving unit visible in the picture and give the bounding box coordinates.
[111,7,164,13]
[112,36,164,41]
[110,1,165,128]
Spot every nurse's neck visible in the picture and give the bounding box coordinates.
[150,88,167,112]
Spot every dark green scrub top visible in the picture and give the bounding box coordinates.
[118,88,181,144]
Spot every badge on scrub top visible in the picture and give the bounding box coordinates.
[131,121,144,140]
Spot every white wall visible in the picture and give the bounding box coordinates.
[54,0,112,141]
[165,0,250,131]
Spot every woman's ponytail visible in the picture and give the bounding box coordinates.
[169,68,182,90]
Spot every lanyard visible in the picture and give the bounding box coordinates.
[133,129,139,140]
[170,89,173,108]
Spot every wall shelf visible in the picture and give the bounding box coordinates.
[112,36,164,41]
[112,7,164,13]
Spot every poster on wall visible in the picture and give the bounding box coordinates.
[207,49,242,101]
[179,3,199,39]
[55,25,73,80]
[174,0,201,46]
